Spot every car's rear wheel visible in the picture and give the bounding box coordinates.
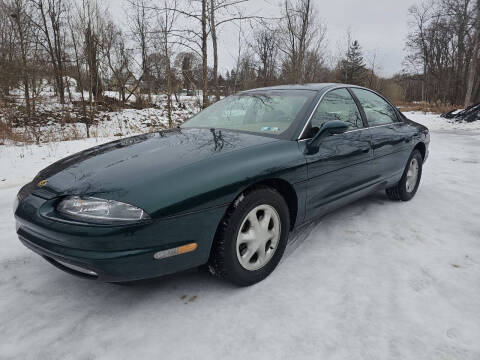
[208,187,289,286]
[386,149,423,201]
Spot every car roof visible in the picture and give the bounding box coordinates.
[240,83,349,93]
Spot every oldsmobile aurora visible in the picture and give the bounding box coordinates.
[14,84,430,286]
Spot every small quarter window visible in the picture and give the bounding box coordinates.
[351,88,397,126]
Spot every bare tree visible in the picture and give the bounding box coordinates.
[128,0,153,102]
[278,0,326,84]
[208,0,263,101]
[175,51,201,95]
[31,0,67,104]
[405,0,478,104]
[102,19,133,103]
[253,28,278,86]
[366,50,379,89]
[68,0,106,137]
[7,0,33,116]
[154,0,178,127]
[405,2,432,102]
[131,0,209,107]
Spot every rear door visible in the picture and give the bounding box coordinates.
[304,88,374,221]
[350,88,411,182]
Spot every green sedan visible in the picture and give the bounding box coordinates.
[14,84,430,286]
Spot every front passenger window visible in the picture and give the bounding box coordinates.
[311,89,363,132]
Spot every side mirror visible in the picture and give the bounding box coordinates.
[306,120,349,154]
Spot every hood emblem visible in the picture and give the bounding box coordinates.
[37,179,48,187]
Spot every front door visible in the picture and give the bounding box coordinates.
[304,88,374,221]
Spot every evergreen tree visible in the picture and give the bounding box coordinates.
[338,40,367,85]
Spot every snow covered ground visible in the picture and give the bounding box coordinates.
[404,111,480,132]
[0,113,479,359]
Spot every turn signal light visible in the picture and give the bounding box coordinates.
[153,243,198,260]
[177,243,198,254]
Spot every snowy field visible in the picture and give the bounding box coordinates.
[1,113,479,359]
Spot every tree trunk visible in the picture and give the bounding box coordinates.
[210,0,219,101]
[166,75,172,128]
[53,19,65,104]
[66,78,73,103]
[121,87,126,103]
[14,14,31,117]
[455,2,468,104]
[85,23,101,101]
[165,35,172,128]
[297,0,310,83]
[69,23,88,121]
[201,0,209,108]
[465,0,480,106]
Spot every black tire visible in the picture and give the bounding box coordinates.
[208,187,290,286]
[386,149,423,201]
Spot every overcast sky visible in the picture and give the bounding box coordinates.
[105,0,416,77]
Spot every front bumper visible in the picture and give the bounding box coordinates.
[18,232,204,282]
[15,192,227,282]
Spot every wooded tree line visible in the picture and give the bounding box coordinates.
[0,0,478,132]
[404,0,480,106]
[0,0,402,113]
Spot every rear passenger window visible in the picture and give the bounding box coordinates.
[351,88,398,126]
[311,89,363,131]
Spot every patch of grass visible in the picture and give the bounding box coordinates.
[395,101,460,115]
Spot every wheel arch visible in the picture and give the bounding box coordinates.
[247,179,298,230]
[222,178,299,232]
[414,142,426,160]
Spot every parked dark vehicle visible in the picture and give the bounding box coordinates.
[441,103,480,122]
[14,84,430,286]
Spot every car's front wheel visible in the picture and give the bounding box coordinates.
[209,187,290,286]
[386,149,423,201]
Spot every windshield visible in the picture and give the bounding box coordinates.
[181,90,315,137]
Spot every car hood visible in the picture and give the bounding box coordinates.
[32,128,277,205]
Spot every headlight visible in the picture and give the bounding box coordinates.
[57,196,151,224]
